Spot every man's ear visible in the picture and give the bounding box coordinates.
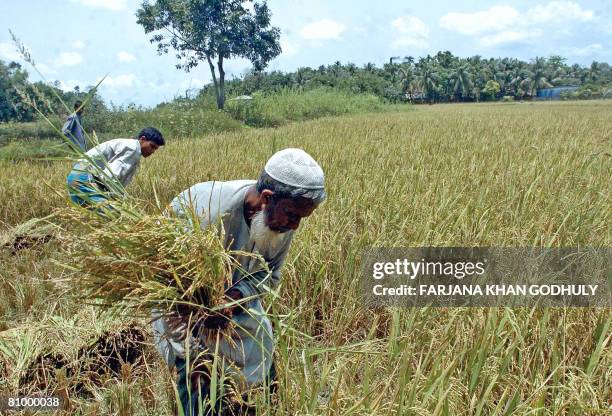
[260,189,274,203]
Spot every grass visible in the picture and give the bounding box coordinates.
[0,120,62,141]
[0,100,610,415]
[0,89,390,159]
[225,88,386,127]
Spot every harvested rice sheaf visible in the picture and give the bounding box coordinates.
[55,205,260,324]
[0,216,57,254]
[18,326,150,395]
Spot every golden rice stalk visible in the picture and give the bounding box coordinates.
[53,204,259,322]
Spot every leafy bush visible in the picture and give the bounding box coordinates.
[560,83,612,100]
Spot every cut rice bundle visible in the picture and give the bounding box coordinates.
[1,216,57,253]
[54,204,260,324]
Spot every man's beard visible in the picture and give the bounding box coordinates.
[250,209,286,256]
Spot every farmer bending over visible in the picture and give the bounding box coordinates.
[66,127,164,207]
[152,148,326,415]
[62,100,86,151]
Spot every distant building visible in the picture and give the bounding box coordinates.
[536,86,579,100]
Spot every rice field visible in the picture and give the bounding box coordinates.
[0,100,610,415]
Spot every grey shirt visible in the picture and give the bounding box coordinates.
[74,138,142,187]
[62,113,86,151]
[152,180,293,387]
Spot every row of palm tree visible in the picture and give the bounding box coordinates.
[394,53,610,102]
[218,51,611,103]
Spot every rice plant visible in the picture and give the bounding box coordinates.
[0,98,610,414]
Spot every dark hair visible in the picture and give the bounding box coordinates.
[74,100,83,111]
[137,127,165,146]
[256,170,326,204]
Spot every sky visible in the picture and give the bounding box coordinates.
[1,0,610,107]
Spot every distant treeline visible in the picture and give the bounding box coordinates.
[214,52,611,104]
[0,60,106,123]
[1,51,611,123]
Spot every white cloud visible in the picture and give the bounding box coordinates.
[439,2,595,49]
[280,39,298,56]
[54,52,82,67]
[117,51,136,62]
[101,74,137,88]
[70,0,127,11]
[480,31,537,47]
[300,19,345,40]
[528,1,594,23]
[0,42,22,62]
[439,6,520,36]
[72,40,85,49]
[391,16,430,50]
[56,79,82,92]
[0,44,60,75]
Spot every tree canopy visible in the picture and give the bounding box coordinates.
[136,0,281,109]
[0,60,106,123]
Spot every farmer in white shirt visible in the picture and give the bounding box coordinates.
[66,127,164,207]
[152,148,326,416]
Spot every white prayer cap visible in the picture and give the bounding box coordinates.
[264,148,325,190]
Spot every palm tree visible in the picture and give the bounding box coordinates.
[396,66,414,101]
[403,56,415,65]
[415,63,439,103]
[329,61,344,78]
[588,62,601,83]
[364,62,376,73]
[521,58,553,97]
[509,65,527,97]
[451,65,473,101]
[294,67,312,91]
[345,63,358,76]
[547,55,567,85]
[494,58,513,95]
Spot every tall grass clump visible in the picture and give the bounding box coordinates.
[0,119,61,141]
[225,88,385,127]
[87,102,242,139]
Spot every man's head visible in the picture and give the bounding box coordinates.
[74,100,83,116]
[253,148,326,234]
[137,127,165,158]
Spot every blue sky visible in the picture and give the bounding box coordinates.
[1,0,610,106]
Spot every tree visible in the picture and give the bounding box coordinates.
[587,61,601,83]
[521,57,552,97]
[482,80,500,101]
[396,66,414,100]
[450,65,473,101]
[415,62,439,103]
[136,0,281,109]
